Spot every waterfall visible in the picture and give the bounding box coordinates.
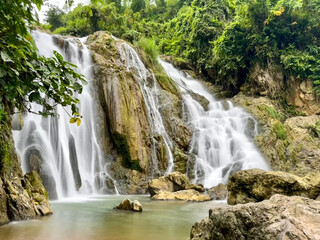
[159,60,269,188]
[114,40,174,174]
[12,31,117,199]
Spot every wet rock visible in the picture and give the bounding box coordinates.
[115,199,142,212]
[207,184,228,200]
[152,189,211,202]
[95,173,117,194]
[228,169,320,205]
[24,148,58,200]
[190,194,320,240]
[68,135,82,191]
[189,91,210,111]
[24,171,52,216]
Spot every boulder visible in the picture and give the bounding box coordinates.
[152,190,211,202]
[190,194,320,240]
[207,184,228,200]
[114,199,142,212]
[148,176,176,197]
[148,171,205,197]
[228,169,320,205]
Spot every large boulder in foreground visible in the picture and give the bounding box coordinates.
[114,199,142,212]
[148,171,209,202]
[228,169,320,205]
[190,194,320,240]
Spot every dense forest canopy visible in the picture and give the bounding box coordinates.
[44,0,320,96]
[0,0,86,124]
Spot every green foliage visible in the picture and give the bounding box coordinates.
[45,0,320,97]
[112,131,143,172]
[45,6,66,31]
[264,105,284,121]
[135,37,159,63]
[0,0,86,120]
[211,0,320,94]
[273,122,287,140]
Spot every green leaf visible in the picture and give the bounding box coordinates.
[1,51,13,63]
[29,91,41,102]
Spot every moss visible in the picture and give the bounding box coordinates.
[112,131,142,172]
[155,73,179,96]
[0,124,14,176]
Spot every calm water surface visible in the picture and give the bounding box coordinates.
[0,195,226,240]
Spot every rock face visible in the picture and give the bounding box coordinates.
[148,172,210,201]
[115,199,142,212]
[228,169,320,205]
[88,32,192,193]
[0,119,52,225]
[190,194,320,240]
[233,94,320,176]
[247,63,320,115]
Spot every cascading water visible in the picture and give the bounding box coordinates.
[114,40,174,174]
[12,31,117,199]
[159,60,269,188]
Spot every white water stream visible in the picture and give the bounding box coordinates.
[13,31,117,199]
[159,60,269,188]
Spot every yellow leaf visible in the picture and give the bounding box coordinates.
[76,118,81,126]
[274,7,285,16]
[69,118,77,124]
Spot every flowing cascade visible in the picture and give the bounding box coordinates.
[13,31,117,199]
[159,60,269,188]
[114,40,174,174]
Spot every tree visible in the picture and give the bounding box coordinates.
[0,0,85,123]
[45,6,66,31]
[131,0,145,13]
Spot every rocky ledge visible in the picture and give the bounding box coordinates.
[148,171,211,202]
[228,169,320,205]
[190,194,320,240]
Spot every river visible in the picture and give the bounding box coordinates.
[0,196,225,240]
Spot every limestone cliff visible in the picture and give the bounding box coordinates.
[87,32,192,193]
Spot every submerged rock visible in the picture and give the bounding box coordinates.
[207,184,228,200]
[190,194,320,240]
[148,171,209,202]
[228,169,320,205]
[114,199,142,212]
